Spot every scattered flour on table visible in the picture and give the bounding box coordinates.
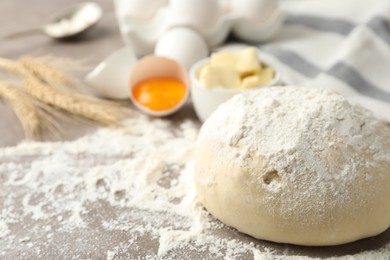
[0,111,389,259]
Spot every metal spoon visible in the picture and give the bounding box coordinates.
[1,2,102,40]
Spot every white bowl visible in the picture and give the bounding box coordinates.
[190,57,281,122]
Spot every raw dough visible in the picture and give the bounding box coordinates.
[194,86,390,246]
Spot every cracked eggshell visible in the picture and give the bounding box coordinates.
[85,46,137,100]
[129,55,190,117]
[155,27,209,70]
[168,0,222,33]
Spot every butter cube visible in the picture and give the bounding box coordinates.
[240,67,275,89]
[236,48,262,77]
[241,75,261,89]
[199,65,241,89]
[210,47,261,77]
[257,67,275,85]
[210,52,238,69]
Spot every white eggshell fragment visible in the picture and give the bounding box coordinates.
[231,0,278,23]
[230,0,284,42]
[232,8,285,42]
[155,27,209,70]
[168,0,222,32]
[85,47,137,100]
[122,0,168,20]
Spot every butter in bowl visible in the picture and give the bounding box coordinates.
[190,47,280,122]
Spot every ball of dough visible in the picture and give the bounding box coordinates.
[194,86,390,246]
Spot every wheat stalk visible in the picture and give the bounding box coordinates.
[0,56,83,87]
[0,81,59,140]
[19,56,87,86]
[0,57,29,77]
[0,55,131,136]
[24,76,129,127]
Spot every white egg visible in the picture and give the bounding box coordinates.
[155,27,209,70]
[231,0,278,23]
[124,0,168,20]
[168,0,222,32]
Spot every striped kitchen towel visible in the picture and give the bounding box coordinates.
[260,0,390,121]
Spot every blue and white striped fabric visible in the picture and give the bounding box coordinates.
[260,0,390,121]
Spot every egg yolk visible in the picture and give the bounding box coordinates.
[132,77,187,111]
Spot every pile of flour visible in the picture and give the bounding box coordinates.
[0,110,389,259]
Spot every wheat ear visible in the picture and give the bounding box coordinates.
[24,76,129,127]
[0,81,59,140]
[19,56,75,86]
[0,56,130,128]
[0,58,29,77]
